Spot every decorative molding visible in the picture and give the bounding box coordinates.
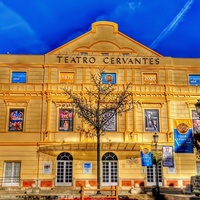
[139,102,164,108]
[52,100,72,108]
[126,156,139,165]
[4,100,29,107]
[186,101,196,109]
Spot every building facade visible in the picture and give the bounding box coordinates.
[0,21,200,190]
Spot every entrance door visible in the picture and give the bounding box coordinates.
[3,162,20,186]
[146,163,163,186]
[102,152,118,186]
[56,152,73,186]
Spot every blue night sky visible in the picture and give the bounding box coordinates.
[0,0,199,58]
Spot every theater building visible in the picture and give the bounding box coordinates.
[0,21,200,190]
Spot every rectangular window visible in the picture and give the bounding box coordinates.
[102,73,116,84]
[144,109,160,132]
[58,109,74,131]
[197,163,200,175]
[103,110,117,132]
[3,162,21,186]
[192,110,200,132]
[8,109,24,132]
[60,72,75,83]
[12,72,26,83]
[189,75,200,86]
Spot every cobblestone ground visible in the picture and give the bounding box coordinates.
[127,194,153,200]
[0,194,154,200]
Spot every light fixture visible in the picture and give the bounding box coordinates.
[195,99,200,116]
[153,132,159,143]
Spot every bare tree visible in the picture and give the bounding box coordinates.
[61,68,136,193]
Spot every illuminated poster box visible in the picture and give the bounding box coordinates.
[59,109,74,131]
[189,75,200,86]
[144,109,160,132]
[83,162,92,174]
[9,109,24,132]
[102,73,116,84]
[12,72,26,83]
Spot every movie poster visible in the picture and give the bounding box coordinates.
[9,109,24,132]
[42,162,52,174]
[162,146,174,167]
[59,109,74,131]
[103,110,116,131]
[144,109,160,132]
[192,110,200,133]
[83,162,92,174]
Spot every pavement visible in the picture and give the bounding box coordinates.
[0,192,199,200]
[0,194,154,200]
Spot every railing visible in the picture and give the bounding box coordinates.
[81,186,118,200]
[0,83,200,97]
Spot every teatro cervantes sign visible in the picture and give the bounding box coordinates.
[55,55,160,65]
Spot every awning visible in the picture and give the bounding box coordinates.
[38,141,166,156]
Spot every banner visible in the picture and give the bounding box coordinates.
[162,146,174,167]
[140,145,152,166]
[174,119,193,153]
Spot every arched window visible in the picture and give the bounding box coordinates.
[102,152,118,161]
[102,152,118,186]
[57,152,73,161]
[56,152,73,186]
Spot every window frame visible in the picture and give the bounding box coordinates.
[58,108,74,132]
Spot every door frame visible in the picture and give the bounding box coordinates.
[146,163,163,186]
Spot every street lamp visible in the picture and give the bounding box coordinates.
[153,132,160,199]
[195,99,200,116]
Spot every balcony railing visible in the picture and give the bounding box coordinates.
[0,83,200,97]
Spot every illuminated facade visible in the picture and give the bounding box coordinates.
[0,21,200,190]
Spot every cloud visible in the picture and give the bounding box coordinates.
[149,0,194,49]
[0,2,49,53]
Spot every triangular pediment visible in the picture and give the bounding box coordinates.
[47,21,161,57]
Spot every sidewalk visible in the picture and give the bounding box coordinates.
[0,195,153,200]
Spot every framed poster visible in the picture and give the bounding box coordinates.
[103,110,117,131]
[192,110,200,132]
[83,162,92,174]
[102,73,116,84]
[162,146,174,167]
[42,162,52,174]
[8,109,24,132]
[59,109,74,131]
[144,109,160,132]
[12,72,26,83]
